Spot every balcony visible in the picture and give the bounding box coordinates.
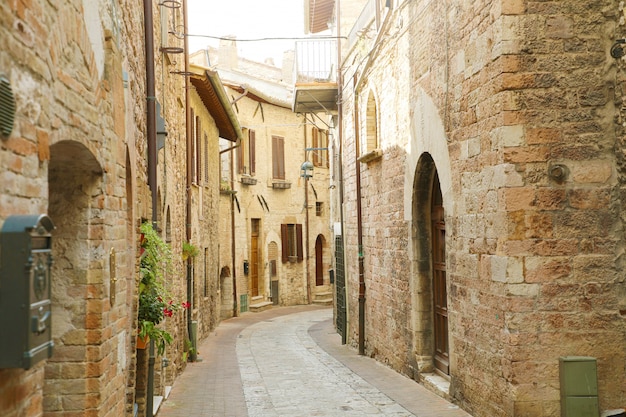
[292,39,338,114]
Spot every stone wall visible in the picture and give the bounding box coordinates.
[337,0,626,416]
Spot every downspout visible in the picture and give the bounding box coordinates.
[304,121,311,304]
[143,0,157,415]
[353,74,365,356]
[353,2,394,357]
[230,146,238,317]
[182,0,195,361]
[336,0,347,346]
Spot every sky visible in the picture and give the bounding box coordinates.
[187,0,306,66]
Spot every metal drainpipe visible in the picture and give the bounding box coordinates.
[182,0,195,360]
[304,121,311,304]
[230,144,238,317]
[143,0,157,415]
[350,0,394,358]
[353,74,365,356]
[336,0,347,346]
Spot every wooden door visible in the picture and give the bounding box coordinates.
[315,235,323,286]
[431,173,449,375]
[251,219,260,297]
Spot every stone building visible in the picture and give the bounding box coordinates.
[0,1,229,416]
[312,0,626,416]
[191,43,333,314]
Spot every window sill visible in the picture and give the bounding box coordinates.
[271,180,291,189]
[240,175,257,185]
[358,148,383,163]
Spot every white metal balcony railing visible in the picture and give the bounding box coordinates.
[294,39,338,84]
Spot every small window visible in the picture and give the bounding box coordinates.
[312,128,329,167]
[272,135,285,180]
[281,223,303,263]
[237,129,256,176]
[316,202,323,217]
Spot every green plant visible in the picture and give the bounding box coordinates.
[182,241,199,260]
[184,338,196,355]
[138,222,187,355]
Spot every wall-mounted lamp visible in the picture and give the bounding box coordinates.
[156,102,168,151]
[611,39,626,59]
[300,161,314,179]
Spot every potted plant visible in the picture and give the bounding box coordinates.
[137,222,188,355]
[182,241,199,261]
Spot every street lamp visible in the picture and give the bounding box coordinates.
[300,160,314,179]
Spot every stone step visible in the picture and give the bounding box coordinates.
[312,298,333,306]
[249,301,273,312]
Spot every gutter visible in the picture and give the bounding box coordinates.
[352,4,394,356]
[143,0,157,415]
[183,0,196,362]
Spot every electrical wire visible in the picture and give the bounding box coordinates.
[183,33,347,42]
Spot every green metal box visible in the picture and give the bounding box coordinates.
[559,356,599,417]
[0,214,55,369]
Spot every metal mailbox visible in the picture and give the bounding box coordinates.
[0,214,54,369]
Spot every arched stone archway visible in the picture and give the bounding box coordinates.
[46,140,104,414]
[219,266,232,319]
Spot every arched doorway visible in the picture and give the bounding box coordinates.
[431,172,448,375]
[46,140,104,412]
[412,153,449,376]
[315,235,324,286]
[220,266,232,319]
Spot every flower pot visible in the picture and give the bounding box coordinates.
[136,333,150,350]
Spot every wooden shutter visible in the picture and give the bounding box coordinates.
[312,129,320,166]
[204,134,209,182]
[272,136,285,180]
[281,224,288,263]
[249,130,256,175]
[190,108,195,181]
[196,117,202,183]
[323,130,330,168]
[237,130,244,174]
[296,224,303,262]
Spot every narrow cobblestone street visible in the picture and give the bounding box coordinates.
[158,306,471,417]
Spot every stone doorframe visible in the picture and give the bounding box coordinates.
[405,88,456,379]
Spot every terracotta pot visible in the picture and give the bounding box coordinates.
[136,333,149,350]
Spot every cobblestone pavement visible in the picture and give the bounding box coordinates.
[158,305,471,417]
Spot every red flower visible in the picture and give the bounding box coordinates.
[182,301,191,309]
[163,308,173,317]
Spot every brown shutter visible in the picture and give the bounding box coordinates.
[204,134,209,182]
[278,137,285,179]
[237,132,244,174]
[190,109,195,181]
[196,117,202,183]
[273,136,285,179]
[312,129,320,166]
[324,130,330,168]
[281,224,288,263]
[296,224,303,262]
[249,130,256,175]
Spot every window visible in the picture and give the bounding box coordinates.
[316,202,323,217]
[196,116,202,183]
[204,133,209,183]
[312,128,329,168]
[272,135,285,180]
[364,91,378,154]
[203,248,209,297]
[237,129,256,175]
[281,223,303,263]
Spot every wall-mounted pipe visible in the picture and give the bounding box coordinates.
[182,0,195,361]
[143,0,157,414]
